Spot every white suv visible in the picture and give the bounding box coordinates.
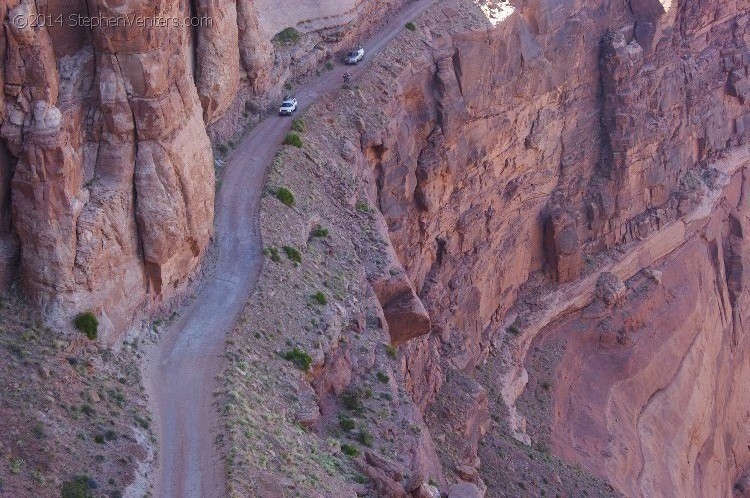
[279,97,298,116]
[345,47,365,64]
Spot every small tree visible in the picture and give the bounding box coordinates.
[276,187,295,206]
[74,312,98,340]
[283,133,303,148]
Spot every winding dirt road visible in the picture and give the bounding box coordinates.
[145,2,436,496]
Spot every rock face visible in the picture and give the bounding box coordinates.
[542,167,750,497]
[334,0,750,494]
[0,0,411,339]
[1,0,215,337]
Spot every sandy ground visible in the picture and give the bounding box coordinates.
[143,1,437,497]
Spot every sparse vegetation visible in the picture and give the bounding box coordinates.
[282,246,302,264]
[341,389,363,412]
[263,247,282,263]
[8,457,22,474]
[291,118,305,133]
[311,291,328,306]
[405,21,417,31]
[282,347,313,371]
[376,371,390,383]
[74,312,98,340]
[276,187,295,206]
[273,27,301,45]
[61,475,96,498]
[355,200,370,212]
[283,133,303,148]
[385,344,398,359]
[312,227,329,238]
[325,61,334,71]
[341,444,359,457]
[357,430,373,447]
[540,380,552,391]
[338,416,356,431]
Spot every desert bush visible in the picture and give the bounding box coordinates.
[61,475,97,498]
[358,430,373,447]
[283,133,303,148]
[405,22,416,31]
[385,344,398,359]
[312,227,329,238]
[341,389,363,412]
[338,416,356,431]
[291,118,305,133]
[275,187,295,206]
[376,371,389,383]
[341,444,359,457]
[263,247,281,263]
[282,246,302,264]
[74,312,98,340]
[311,291,328,306]
[282,347,312,371]
[273,27,301,45]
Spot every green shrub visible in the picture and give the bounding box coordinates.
[273,27,301,45]
[282,347,312,371]
[341,389,363,412]
[61,476,96,498]
[263,247,281,263]
[405,22,416,31]
[341,444,359,457]
[385,344,398,359]
[94,434,105,444]
[282,246,302,264]
[355,201,370,213]
[376,371,390,383]
[74,312,98,340]
[291,118,305,133]
[312,227,329,238]
[507,324,521,336]
[276,187,295,206]
[325,61,334,71]
[311,291,328,306]
[338,416,356,431]
[283,133,303,148]
[540,380,552,391]
[8,458,21,474]
[358,430,373,447]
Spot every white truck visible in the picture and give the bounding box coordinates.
[344,46,365,64]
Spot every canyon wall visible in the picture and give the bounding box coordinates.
[0,0,407,339]
[538,164,750,497]
[332,0,750,493]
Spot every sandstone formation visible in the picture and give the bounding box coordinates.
[316,0,750,494]
[0,0,411,340]
[1,0,215,337]
[1,0,749,496]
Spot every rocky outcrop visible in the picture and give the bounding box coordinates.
[0,0,423,339]
[194,0,240,123]
[538,165,750,497]
[0,0,215,337]
[333,0,750,494]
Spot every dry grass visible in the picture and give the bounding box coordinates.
[0,292,152,497]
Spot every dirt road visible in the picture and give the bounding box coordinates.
[144,1,437,497]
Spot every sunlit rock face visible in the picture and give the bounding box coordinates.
[336,0,749,491]
[1,0,215,338]
[541,167,750,497]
